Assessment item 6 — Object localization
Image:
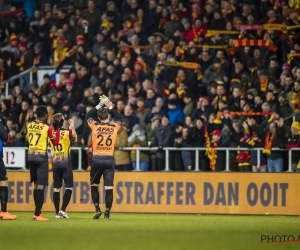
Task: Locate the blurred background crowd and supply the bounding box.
[0,0,299,172]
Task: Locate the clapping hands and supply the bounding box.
[99,95,113,109]
[68,118,74,130]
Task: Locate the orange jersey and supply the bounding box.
[88,119,121,156]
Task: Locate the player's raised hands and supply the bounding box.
[99,95,109,104]
[68,118,74,129]
[104,99,113,109]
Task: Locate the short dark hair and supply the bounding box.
[97,108,109,121]
[36,105,48,120]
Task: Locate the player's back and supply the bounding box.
[90,121,120,156]
[27,121,51,156]
[51,129,74,163]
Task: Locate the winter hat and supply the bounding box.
[66,78,74,86]
[291,121,300,130]
[19,41,27,49]
[76,35,84,43]
[132,124,142,132]
[9,33,18,43]
[211,130,222,136]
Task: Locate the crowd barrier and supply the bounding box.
[4,147,299,172]
[2,66,72,97]
[6,172,300,215]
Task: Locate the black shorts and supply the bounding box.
[90,155,115,186]
[28,154,48,186]
[0,158,7,181]
[53,161,74,188]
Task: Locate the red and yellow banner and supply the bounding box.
[6,172,300,215]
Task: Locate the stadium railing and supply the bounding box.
[4,146,299,172]
[2,65,72,97]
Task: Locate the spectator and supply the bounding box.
[287,81,300,122]
[6,128,22,146]
[252,118,286,173]
[127,124,149,171]
[174,126,192,171]
[152,115,173,171]
[171,122,184,171]
[146,96,166,122]
[114,121,131,171]
[18,100,30,132]
[245,117,267,172]
[286,121,300,172]
[188,117,206,171]
[184,115,193,127]
[144,88,157,109]
[275,92,293,125]
[122,104,139,134]
[167,99,184,126]
[206,129,230,172]
[183,93,194,116]
[81,0,102,34]
[135,97,149,129]
[202,58,227,94]
[192,96,213,120]
[116,99,125,115]
[146,115,161,171]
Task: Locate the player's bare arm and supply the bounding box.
[68,118,77,141]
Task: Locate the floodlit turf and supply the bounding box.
[0,213,300,250]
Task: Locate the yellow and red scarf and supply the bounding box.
[0,68,5,88]
[236,136,252,166]
[164,61,202,80]
[260,78,268,92]
[207,142,217,172]
[214,94,226,109]
[287,53,300,66]
[205,30,239,37]
[17,51,28,72]
[230,40,277,55]
[263,131,276,155]
[53,48,68,66]
[158,18,167,29]
[192,27,206,41]
[291,91,300,112]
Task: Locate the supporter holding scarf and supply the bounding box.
[252,118,286,172]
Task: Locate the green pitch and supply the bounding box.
[0,213,300,250]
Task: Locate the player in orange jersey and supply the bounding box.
[85,96,122,219]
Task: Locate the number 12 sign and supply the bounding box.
[3,148,26,168]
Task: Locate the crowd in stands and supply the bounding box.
[0,0,299,172]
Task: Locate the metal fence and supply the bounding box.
[4,146,299,172]
[2,65,72,97]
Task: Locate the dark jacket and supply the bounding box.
[251,125,286,160]
[286,133,300,164]
[152,124,173,152]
